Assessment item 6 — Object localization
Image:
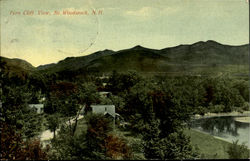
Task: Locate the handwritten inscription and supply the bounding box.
[9,10,103,16]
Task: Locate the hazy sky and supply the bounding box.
[1,0,249,67]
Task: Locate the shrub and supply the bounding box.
[226,140,249,159]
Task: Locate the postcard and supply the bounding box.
[1,0,249,160]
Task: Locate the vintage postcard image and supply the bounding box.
[1,0,249,160]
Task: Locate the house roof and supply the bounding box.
[28,104,44,108]
[91,105,115,108]
[99,91,110,94]
[91,105,115,117]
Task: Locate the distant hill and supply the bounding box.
[0,56,35,79]
[160,40,249,65]
[37,40,249,76]
[37,49,115,73]
[2,40,249,78]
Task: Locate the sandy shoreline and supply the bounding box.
[193,111,250,119]
[234,116,250,123]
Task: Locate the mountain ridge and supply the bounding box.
[1,40,249,77]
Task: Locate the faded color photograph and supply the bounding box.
[1,0,249,160]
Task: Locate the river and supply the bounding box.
[190,116,250,149]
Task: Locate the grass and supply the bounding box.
[184,128,232,159]
[75,117,250,159]
[74,117,146,159]
[74,118,87,137]
[75,117,232,159]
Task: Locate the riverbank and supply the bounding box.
[185,128,250,159]
[184,128,231,159]
[193,111,250,119]
[234,116,250,123]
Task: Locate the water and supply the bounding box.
[190,116,250,148]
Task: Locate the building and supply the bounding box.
[99,91,111,98]
[91,105,116,118]
[91,105,116,128]
[28,104,44,114]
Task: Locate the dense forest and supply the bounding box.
[1,62,249,160]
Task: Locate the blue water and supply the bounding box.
[190,116,250,148]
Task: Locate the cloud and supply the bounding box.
[125,7,152,17]
[124,6,181,19]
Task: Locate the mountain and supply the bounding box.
[86,46,168,72]
[160,40,249,65]
[0,56,35,79]
[37,49,115,73]
[38,40,248,75]
[2,40,249,77]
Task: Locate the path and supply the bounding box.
[39,115,84,142]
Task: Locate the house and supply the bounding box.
[99,91,111,98]
[91,105,116,128]
[28,104,44,114]
[91,105,116,118]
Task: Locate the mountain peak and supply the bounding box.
[102,49,115,53]
[131,45,146,50]
[191,40,221,48]
[206,40,220,45]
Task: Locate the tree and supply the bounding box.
[107,70,142,95]
[1,123,49,160]
[50,113,132,160]
[1,78,47,159]
[104,134,132,159]
[227,140,249,159]
[47,113,60,139]
[1,84,42,138]
[45,81,83,136]
[142,113,163,159]
[77,82,100,114]
[85,113,113,159]
[1,123,23,160]
[50,124,90,160]
[159,131,199,160]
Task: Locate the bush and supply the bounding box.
[209,104,225,113]
[242,102,249,111]
[226,140,249,159]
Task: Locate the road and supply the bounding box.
[39,115,84,142]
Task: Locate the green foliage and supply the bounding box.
[107,70,142,95]
[50,124,90,160]
[1,84,42,138]
[1,123,49,160]
[158,131,199,160]
[226,140,249,159]
[77,82,100,113]
[208,104,225,113]
[21,108,43,138]
[47,113,60,139]
[232,79,249,102]
[50,113,132,160]
[203,77,245,112]
[3,57,249,160]
[142,113,163,159]
[85,113,113,159]
[242,102,250,111]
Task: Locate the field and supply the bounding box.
[75,117,243,159]
[184,129,232,159]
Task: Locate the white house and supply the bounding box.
[99,91,111,98]
[28,104,44,114]
[91,105,116,118]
